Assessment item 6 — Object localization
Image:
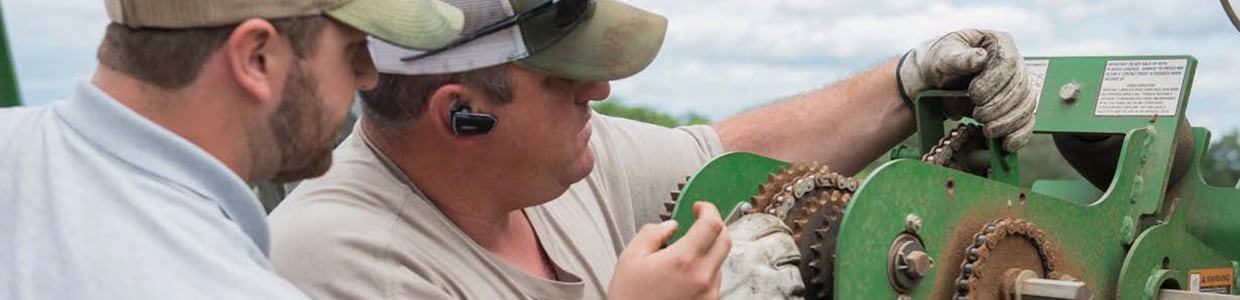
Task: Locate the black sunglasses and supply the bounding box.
[400,0,596,62]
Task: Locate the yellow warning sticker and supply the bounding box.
[1189,268,1234,294]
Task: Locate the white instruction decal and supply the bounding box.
[1026,59,1049,113]
[1096,59,1188,116]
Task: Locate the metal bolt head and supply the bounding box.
[903,251,933,278]
[905,214,922,233]
[1059,82,1081,102]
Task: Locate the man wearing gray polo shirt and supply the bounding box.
[0,0,463,298]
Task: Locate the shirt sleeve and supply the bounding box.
[586,113,724,242]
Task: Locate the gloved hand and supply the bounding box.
[898,29,1036,152]
[719,213,805,300]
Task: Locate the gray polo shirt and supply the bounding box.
[0,83,306,299]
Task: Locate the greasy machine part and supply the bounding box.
[662,120,1009,298]
[923,123,989,175]
[665,162,856,299]
[954,218,1060,300]
[748,162,855,300]
[747,163,857,240]
[660,177,691,222]
[799,200,848,299]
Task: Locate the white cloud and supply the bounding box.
[617,0,1240,134]
[4,0,1240,137]
[612,57,848,117]
[647,1,1053,61]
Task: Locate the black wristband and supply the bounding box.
[894,51,916,113]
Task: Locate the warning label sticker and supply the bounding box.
[1189,268,1234,294]
[1026,59,1049,114]
[1096,59,1188,116]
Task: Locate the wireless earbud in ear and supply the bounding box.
[449,100,498,136]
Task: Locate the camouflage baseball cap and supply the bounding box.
[369,0,667,81]
[103,0,465,49]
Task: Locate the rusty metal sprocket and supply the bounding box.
[659,177,691,222]
[747,162,857,241]
[746,162,856,300]
[797,190,849,300]
[954,218,1059,300]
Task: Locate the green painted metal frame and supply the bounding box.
[1,4,21,107]
[666,152,788,243]
[668,56,1240,298]
[1118,128,1239,299]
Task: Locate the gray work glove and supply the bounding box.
[898,29,1037,152]
[719,213,805,300]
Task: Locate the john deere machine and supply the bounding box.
[664,4,1240,299]
[665,55,1240,299]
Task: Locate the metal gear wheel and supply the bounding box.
[954,218,1060,300]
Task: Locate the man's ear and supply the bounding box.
[426,84,471,137]
[225,18,292,105]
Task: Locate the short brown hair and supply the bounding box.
[97,16,328,89]
[360,64,511,128]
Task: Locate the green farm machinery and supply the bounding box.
[667,56,1240,299]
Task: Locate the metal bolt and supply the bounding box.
[1059,82,1081,102]
[896,295,913,300]
[903,251,933,278]
[905,214,922,233]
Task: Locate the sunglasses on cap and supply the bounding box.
[400,0,597,62]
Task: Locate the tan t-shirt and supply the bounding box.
[268,114,724,299]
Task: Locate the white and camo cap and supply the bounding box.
[370,0,667,81]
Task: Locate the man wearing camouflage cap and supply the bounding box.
[267,0,1037,298]
[0,0,463,298]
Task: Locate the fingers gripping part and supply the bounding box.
[1001,117,1037,152]
[968,32,1024,109]
[971,70,1030,126]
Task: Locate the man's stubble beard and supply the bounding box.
[263,63,340,183]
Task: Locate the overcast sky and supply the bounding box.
[4,0,1239,133]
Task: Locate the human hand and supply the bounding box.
[719,213,804,300]
[897,29,1036,152]
[608,202,731,300]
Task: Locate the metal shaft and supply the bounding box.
[1006,269,1092,300]
[1019,278,1091,300]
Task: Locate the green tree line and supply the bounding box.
[592,99,710,127]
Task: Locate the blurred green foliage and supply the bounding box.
[592,99,711,128]
[1202,129,1240,187]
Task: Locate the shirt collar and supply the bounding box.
[54,82,272,255]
